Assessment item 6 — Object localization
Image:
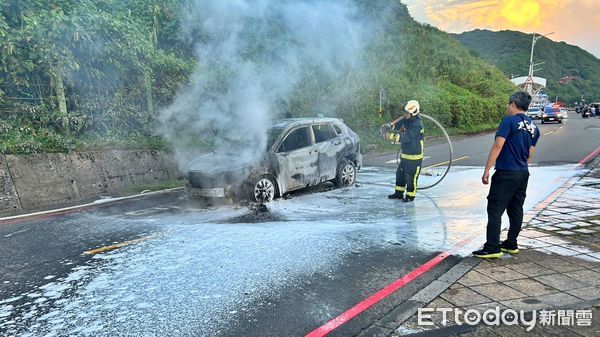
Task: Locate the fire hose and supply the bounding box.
[379,114,453,190]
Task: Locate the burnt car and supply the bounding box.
[186,118,362,203]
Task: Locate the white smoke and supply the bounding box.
[159,0,370,169]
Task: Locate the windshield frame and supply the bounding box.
[267,127,285,152]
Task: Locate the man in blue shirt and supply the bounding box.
[473,91,541,258]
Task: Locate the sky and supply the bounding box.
[404,0,600,58]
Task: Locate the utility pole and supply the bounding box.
[50,64,68,129]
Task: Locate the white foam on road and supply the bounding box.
[0,165,582,336]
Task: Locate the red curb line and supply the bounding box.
[305,145,600,336]
[579,145,600,165]
[304,239,470,337]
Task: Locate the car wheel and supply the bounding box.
[334,161,356,188]
[541,120,545,124]
[250,175,277,204]
[558,119,562,124]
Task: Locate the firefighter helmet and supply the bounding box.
[405,100,420,116]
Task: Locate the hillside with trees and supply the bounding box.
[0,0,515,154]
[454,29,600,105]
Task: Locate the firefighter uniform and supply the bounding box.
[393,116,424,200]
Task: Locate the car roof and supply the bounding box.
[269,117,344,129]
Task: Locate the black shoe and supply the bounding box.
[472,248,503,259]
[500,241,520,254]
[388,191,404,199]
[402,196,415,203]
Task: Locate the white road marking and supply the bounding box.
[424,155,470,170]
[543,119,566,135]
[544,125,564,135]
[0,187,183,222]
[3,229,28,238]
[385,156,430,164]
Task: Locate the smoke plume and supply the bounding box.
[159,0,370,169]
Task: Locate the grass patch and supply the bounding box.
[129,179,185,194]
[444,122,498,136]
[0,131,172,155]
[75,134,171,152]
[361,122,498,155]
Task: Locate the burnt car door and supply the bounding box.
[312,123,345,181]
[275,126,319,191]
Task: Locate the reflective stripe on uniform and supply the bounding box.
[395,186,405,192]
[386,132,401,143]
[400,140,424,160]
[407,165,421,197]
[400,153,424,160]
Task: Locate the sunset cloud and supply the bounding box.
[404,0,600,57]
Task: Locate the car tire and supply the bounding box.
[248,175,278,204]
[541,120,545,124]
[558,119,562,124]
[333,161,356,188]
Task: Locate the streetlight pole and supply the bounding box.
[526,32,554,94]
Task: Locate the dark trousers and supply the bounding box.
[395,159,422,197]
[484,170,530,251]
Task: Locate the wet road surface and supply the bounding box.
[0,165,583,337]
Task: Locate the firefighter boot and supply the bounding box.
[388,191,404,199]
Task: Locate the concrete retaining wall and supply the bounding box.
[0,155,21,212]
[0,150,178,212]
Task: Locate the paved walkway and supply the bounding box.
[382,157,600,336]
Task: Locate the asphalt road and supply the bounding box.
[0,112,598,337]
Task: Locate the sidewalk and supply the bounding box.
[364,156,600,336]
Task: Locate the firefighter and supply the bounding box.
[387,100,424,203]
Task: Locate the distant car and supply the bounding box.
[559,108,568,119]
[542,106,563,124]
[186,118,362,203]
[526,108,542,119]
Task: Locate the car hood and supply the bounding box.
[186,152,259,175]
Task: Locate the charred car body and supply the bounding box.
[186,118,362,203]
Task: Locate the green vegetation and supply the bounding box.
[454,29,600,104]
[0,0,193,153]
[334,3,515,148]
[130,179,185,194]
[0,1,515,154]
